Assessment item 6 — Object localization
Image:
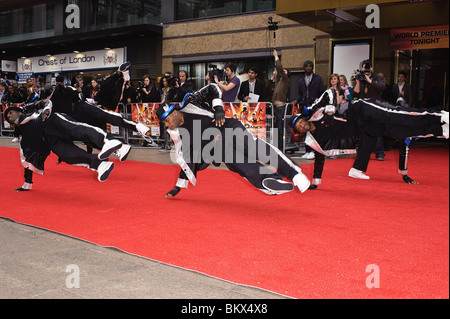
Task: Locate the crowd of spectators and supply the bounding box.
[0,55,421,153]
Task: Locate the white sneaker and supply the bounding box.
[115,144,131,162]
[97,161,114,182]
[348,168,370,180]
[306,152,315,160]
[441,111,449,125]
[119,62,131,81]
[292,173,311,193]
[301,152,315,160]
[136,122,154,144]
[442,111,449,139]
[262,178,295,195]
[98,139,122,160]
[11,137,19,143]
[442,123,449,139]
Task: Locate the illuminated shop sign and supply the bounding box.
[390,25,449,50]
[17,48,125,73]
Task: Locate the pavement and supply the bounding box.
[0,137,300,300]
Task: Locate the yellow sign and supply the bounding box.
[390,25,449,50]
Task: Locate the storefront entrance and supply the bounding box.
[398,48,449,111]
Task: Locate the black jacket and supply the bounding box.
[296,74,326,107]
[238,80,265,102]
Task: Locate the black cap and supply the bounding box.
[156,102,176,121]
[4,106,24,124]
[303,60,314,68]
[289,107,310,133]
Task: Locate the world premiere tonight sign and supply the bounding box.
[390,25,449,51]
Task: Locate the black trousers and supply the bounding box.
[72,101,137,133]
[97,72,125,111]
[351,100,443,172]
[44,113,108,170]
[221,118,302,190]
[310,99,444,181]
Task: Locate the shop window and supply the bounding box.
[176,0,275,20]
[174,58,275,100]
[0,12,11,37]
[23,8,33,34]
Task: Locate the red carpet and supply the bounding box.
[0,145,448,299]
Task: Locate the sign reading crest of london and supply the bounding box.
[16,48,126,73]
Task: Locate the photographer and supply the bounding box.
[164,74,192,103]
[214,63,240,102]
[138,75,160,103]
[352,60,386,99]
[352,59,388,166]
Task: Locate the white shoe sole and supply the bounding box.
[116,144,131,162]
[98,140,122,160]
[98,162,114,182]
[262,178,294,195]
[348,168,370,180]
[292,173,311,193]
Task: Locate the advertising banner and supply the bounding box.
[390,25,449,51]
[223,102,266,140]
[2,103,21,130]
[129,102,267,140]
[131,103,161,136]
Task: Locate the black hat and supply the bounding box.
[4,106,24,124]
[156,102,177,121]
[303,60,314,68]
[289,107,310,133]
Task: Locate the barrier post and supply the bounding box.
[283,103,305,154]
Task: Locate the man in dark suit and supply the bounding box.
[392,71,414,107]
[293,60,326,159]
[238,66,265,102]
[178,70,194,98]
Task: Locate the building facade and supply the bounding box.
[277,0,449,110]
[1,0,448,109]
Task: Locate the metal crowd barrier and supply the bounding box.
[122,102,276,149]
[1,102,305,155]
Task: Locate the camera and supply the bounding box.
[268,17,279,31]
[166,75,180,87]
[354,59,372,82]
[209,64,226,82]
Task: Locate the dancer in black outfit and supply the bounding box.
[289,88,449,189]
[5,100,124,191]
[156,83,311,198]
[50,62,154,160]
